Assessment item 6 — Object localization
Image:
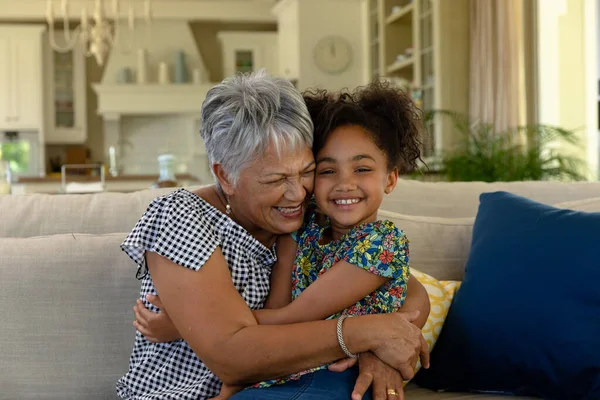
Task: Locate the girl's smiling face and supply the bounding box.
[314,125,398,238]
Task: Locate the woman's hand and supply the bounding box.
[209,383,245,399]
[364,310,430,381]
[133,294,182,343]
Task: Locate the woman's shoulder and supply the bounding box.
[150,187,210,207]
[144,188,220,227]
[121,188,228,271]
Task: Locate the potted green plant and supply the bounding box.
[422,110,588,182]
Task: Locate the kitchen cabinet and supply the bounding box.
[0,25,46,131]
[217,31,278,79]
[43,30,87,144]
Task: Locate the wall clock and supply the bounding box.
[313,35,353,74]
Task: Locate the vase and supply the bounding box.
[117,67,132,84]
[174,51,187,83]
[137,49,147,84]
[158,62,170,84]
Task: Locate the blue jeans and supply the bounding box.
[230,367,373,400]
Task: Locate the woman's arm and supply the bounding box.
[254,260,389,325]
[146,250,428,386]
[263,234,297,309]
[135,271,429,343]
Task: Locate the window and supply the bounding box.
[0,131,42,177]
[0,140,31,174]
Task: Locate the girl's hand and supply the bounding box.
[356,352,405,400]
[133,295,182,343]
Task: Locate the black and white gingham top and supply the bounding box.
[116,189,276,400]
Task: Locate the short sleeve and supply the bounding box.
[344,220,409,280]
[121,190,221,277]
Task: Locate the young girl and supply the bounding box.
[133,80,426,398]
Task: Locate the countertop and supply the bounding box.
[10,174,205,195]
[16,174,200,183]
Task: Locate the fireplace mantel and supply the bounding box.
[93,83,215,117]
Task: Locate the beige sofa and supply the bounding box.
[1,179,599,400]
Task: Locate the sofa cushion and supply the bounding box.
[382,179,600,217]
[409,269,460,379]
[3,181,599,238]
[377,210,474,281]
[404,383,538,399]
[413,192,600,399]
[0,232,138,399]
[378,197,600,281]
[555,196,600,212]
[0,186,205,238]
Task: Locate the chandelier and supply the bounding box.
[45,0,152,66]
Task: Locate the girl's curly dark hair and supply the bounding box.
[302,79,424,174]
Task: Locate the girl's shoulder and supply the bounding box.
[346,218,407,244]
[341,219,410,279]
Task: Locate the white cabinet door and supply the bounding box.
[44,31,87,144]
[0,36,10,126]
[10,35,44,130]
[0,25,45,131]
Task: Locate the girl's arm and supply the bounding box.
[253,259,389,325]
[145,250,428,385]
[255,225,411,326]
[263,234,298,309]
[257,272,430,329]
[401,275,430,329]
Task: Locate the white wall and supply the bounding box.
[296,0,367,91]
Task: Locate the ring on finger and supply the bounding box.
[387,389,399,397]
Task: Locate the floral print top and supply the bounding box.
[254,203,410,389]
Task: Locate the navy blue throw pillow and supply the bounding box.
[414,191,600,400]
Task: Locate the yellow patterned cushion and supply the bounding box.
[405,268,461,383]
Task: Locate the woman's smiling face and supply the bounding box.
[228,141,316,242]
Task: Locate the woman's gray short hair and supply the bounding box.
[200,69,314,187]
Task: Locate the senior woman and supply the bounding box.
[116,70,429,400]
